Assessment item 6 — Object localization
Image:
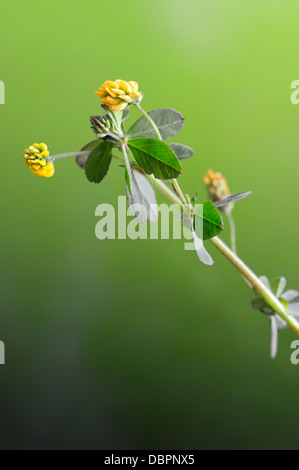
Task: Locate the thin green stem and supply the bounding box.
[147,175,299,336]
[135,103,187,206]
[121,144,134,193]
[135,103,162,141]
[112,152,125,163]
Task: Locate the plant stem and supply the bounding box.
[226,209,237,254]
[121,144,134,194]
[148,175,299,336]
[135,103,188,206]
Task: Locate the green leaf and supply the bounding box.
[278,297,289,314]
[169,143,194,160]
[76,140,100,169]
[194,201,224,240]
[85,141,112,183]
[128,139,182,179]
[214,191,252,208]
[127,108,184,141]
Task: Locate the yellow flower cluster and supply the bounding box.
[204,169,230,202]
[24,143,54,178]
[95,79,142,111]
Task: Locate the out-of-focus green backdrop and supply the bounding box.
[1,0,299,450]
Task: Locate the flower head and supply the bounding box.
[204,169,230,202]
[24,143,54,177]
[95,79,142,111]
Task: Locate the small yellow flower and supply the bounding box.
[204,169,230,202]
[24,143,54,178]
[95,79,142,111]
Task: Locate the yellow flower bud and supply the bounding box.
[23,143,54,178]
[94,79,142,111]
[204,169,230,202]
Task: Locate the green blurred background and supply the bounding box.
[1,0,299,450]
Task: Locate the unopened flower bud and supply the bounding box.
[204,169,230,202]
[95,79,142,111]
[90,114,113,137]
